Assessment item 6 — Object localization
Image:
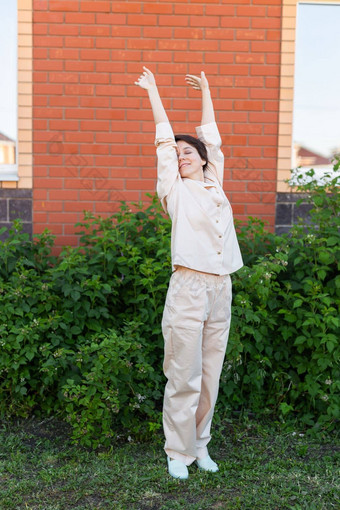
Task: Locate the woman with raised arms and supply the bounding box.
[135,67,243,480]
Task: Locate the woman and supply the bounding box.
[135,67,243,479]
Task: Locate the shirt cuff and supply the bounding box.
[155,122,175,146]
[195,122,220,145]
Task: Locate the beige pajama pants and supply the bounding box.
[161,266,232,466]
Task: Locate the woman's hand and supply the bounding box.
[135,66,157,90]
[185,71,210,92]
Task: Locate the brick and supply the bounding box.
[64,84,95,96]
[206,29,233,40]
[232,193,262,204]
[34,24,48,35]
[267,30,281,41]
[158,40,188,51]
[95,156,125,166]
[50,190,78,201]
[219,89,248,99]
[79,168,109,178]
[80,49,111,60]
[233,147,262,157]
[266,54,280,65]
[50,1,79,12]
[65,13,95,24]
[219,64,249,75]
[143,51,172,62]
[157,63,187,75]
[110,97,141,109]
[232,169,262,181]
[175,5,203,15]
[221,17,250,28]
[251,158,277,169]
[250,88,279,99]
[253,0,281,4]
[49,25,79,36]
[144,4,173,14]
[218,112,248,123]
[264,101,279,112]
[128,39,157,50]
[128,14,157,25]
[34,35,63,47]
[34,60,63,71]
[111,168,139,179]
[190,16,219,27]
[266,77,280,88]
[49,120,79,131]
[174,53,203,63]
[81,1,111,12]
[96,38,125,49]
[267,6,281,18]
[34,177,63,188]
[80,120,110,132]
[50,49,79,59]
[96,110,125,120]
[205,53,234,64]
[249,112,278,123]
[251,41,280,52]
[65,37,95,48]
[247,204,275,215]
[80,26,111,36]
[35,108,63,119]
[235,76,264,87]
[143,27,172,38]
[234,124,262,135]
[34,200,62,213]
[49,72,79,83]
[79,191,109,201]
[64,132,94,143]
[49,96,79,107]
[249,135,277,146]
[80,73,110,84]
[33,48,48,59]
[237,29,265,41]
[220,41,249,52]
[112,3,141,13]
[206,5,234,15]
[251,65,280,76]
[65,109,95,120]
[34,84,63,95]
[126,179,155,190]
[96,85,125,96]
[236,54,265,64]
[237,6,266,17]
[159,15,188,26]
[252,18,281,29]
[34,12,64,23]
[80,98,111,109]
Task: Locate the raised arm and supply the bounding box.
[185,72,215,126]
[135,66,169,126]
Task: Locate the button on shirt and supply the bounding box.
[155,121,243,276]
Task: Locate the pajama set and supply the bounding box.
[155,121,243,466]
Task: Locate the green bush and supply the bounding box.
[0,163,339,447]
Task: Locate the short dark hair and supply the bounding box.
[175,134,209,172]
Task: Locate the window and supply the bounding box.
[0,0,18,180]
[292,2,340,179]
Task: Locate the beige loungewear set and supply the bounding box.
[155,121,243,466]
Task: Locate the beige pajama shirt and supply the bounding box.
[155,121,243,466]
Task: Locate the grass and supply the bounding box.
[0,417,338,510]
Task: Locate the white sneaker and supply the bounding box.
[167,456,189,480]
[196,455,219,472]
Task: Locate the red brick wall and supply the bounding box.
[33,0,282,248]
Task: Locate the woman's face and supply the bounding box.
[176,140,206,181]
